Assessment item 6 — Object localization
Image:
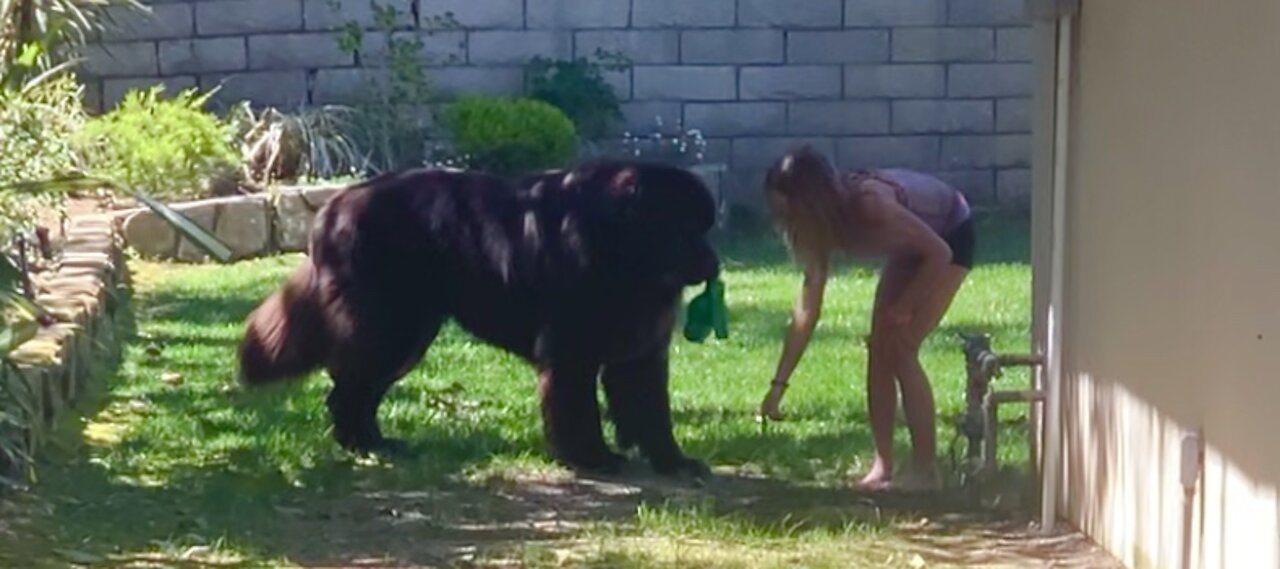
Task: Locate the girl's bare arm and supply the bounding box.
[770,255,829,386]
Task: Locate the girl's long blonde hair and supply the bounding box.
[763,146,858,264]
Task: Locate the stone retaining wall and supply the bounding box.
[0,217,129,481]
[119,185,341,261]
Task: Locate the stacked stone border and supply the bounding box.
[0,216,129,481]
[119,185,343,262]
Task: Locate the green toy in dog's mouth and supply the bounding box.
[683,277,728,343]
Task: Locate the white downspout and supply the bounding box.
[1040,9,1074,534]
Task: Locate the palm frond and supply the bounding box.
[1,0,145,82]
[132,191,233,261]
[0,289,39,354]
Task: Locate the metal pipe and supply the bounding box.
[998,354,1045,367]
[1041,8,1076,534]
[1179,430,1203,569]
[983,389,1046,476]
[960,332,1045,484]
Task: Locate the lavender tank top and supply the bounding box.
[856,168,971,235]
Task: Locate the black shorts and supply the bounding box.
[943,217,975,269]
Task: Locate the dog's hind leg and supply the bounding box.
[537,360,625,474]
[326,313,445,456]
[601,348,709,479]
[601,367,641,453]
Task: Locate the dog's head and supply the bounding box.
[564,160,720,289]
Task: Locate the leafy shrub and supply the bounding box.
[525,50,628,141]
[228,103,366,184]
[330,1,461,172]
[76,85,237,200]
[440,96,577,177]
[0,71,84,240]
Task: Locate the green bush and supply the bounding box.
[440,96,577,177]
[525,51,627,141]
[0,72,84,240]
[77,85,237,200]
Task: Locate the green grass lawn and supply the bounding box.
[0,214,1065,568]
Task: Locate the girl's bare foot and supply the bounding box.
[895,462,942,492]
[855,460,894,491]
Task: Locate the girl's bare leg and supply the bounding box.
[858,262,914,489]
[894,264,967,482]
[859,262,967,490]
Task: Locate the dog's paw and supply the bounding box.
[651,455,711,481]
[370,437,413,458]
[565,450,628,476]
[615,432,639,452]
[340,435,414,459]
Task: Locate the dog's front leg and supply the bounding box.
[537,359,625,474]
[601,347,709,479]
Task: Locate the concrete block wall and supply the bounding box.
[81,0,1034,208]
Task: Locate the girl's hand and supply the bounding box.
[760,382,788,421]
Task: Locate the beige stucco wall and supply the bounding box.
[1046,2,1280,568]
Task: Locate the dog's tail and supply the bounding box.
[238,261,329,386]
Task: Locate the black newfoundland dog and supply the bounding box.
[237,160,719,477]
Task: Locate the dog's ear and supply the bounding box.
[608,167,640,197]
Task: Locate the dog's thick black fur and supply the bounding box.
[237,160,719,477]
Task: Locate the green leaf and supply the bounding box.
[0,255,23,294]
[17,58,81,94]
[133,192,234,263]
[0,317,39,356]
[15,43,43,67]
[0,291,41,355]
[0,360,38,419]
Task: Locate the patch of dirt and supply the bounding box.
[898,519,1119,568]
[175,464,1120,568]
[0,460,1120,568]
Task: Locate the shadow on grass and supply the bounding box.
[14,387,531,566]
[8,388,1040,567]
